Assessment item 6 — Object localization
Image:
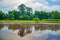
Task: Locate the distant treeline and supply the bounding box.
[0,4,60,20]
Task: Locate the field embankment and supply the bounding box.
[0,19,60,24]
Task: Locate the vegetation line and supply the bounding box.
[0,20,60,23]
[0,4,60,23]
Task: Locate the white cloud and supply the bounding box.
[0,0,28,12]
[24,0,60,12]
[35,5,60,12]
[0,0,60,12]
[0,0,28,8]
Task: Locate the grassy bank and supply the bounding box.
[0,19,60,23]
[42,19,60,23]
[0,20,36,23]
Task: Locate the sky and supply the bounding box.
[0,0,60,13]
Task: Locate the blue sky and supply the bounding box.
[0,0,60,13]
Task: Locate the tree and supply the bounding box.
[18,4,26,14]
[23,15,29,20]
[0,11,5,20]
[4,13,9,20]
[8,10,14,20]
[50,11,60,19]
[13,10,21,20]
[35,11,48,20]
[33,17,40,23]
[8,10,22,20]
[0,4,60,20]
[26,7,32,16]
[18,4,33,20]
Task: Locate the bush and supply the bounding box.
[33,18,40,22]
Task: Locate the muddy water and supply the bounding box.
[0,24,60,40]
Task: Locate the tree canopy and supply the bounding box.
[0,4,60,20]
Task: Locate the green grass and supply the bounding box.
[0,20,36,23]
[0,19,60,23]
[41,19,60,23]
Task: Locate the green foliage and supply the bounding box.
[35,11,49,20]
[49,11,60,19]
[18,4,26,13]
[0,11,5,20]
[4,13,9,20]
[0,4,60,20]
[33,17,40,22]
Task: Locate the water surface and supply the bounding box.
[0,24,60,40]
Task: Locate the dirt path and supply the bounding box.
[0,22,60,25]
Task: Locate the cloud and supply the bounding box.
[1,27,60,40]
[24,0,60,12]
[0,0,28,12]
[0,0,60,12]
[0,0,28,8]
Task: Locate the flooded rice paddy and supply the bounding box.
[0,23,60,40]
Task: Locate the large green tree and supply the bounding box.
[18,4,26,14]
[18,4,33,20]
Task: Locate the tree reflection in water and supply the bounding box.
[18,24,32,37]
[8,24,32,37]
[18,27,25,37]
[0,24,60,37]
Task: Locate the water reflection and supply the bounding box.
[0,24,60,40]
